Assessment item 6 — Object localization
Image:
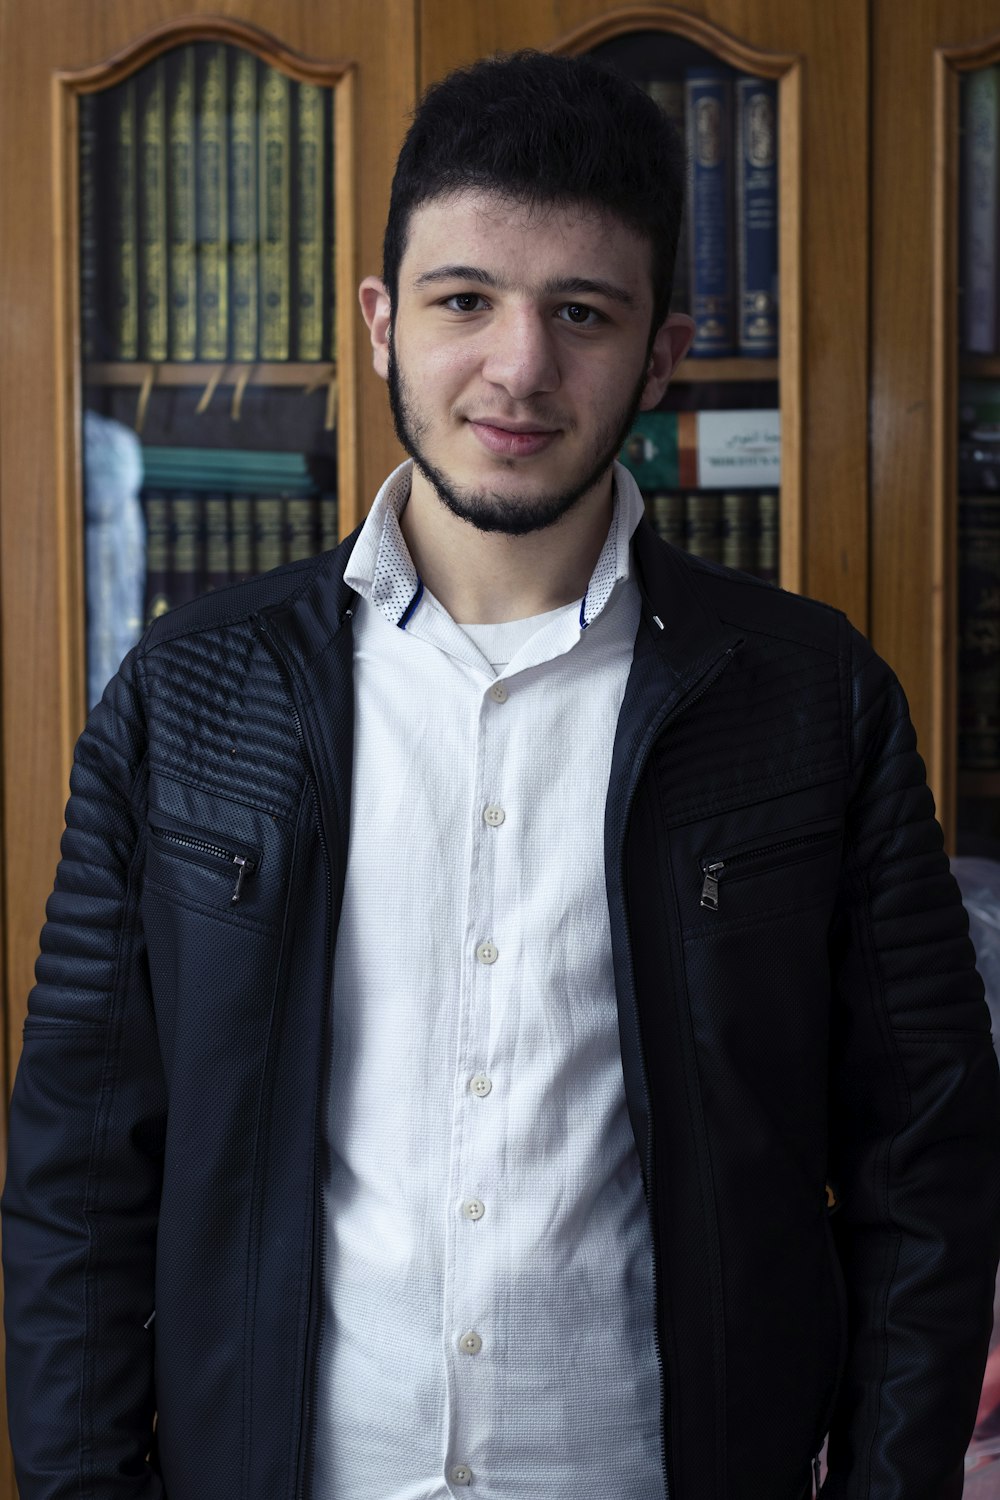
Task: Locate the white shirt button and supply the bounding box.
[463,1198,485,1221]
[489,682,508,702]
[476,941,498,965]
[469,1073,492,1097]
[483,804,505,826]
[459,1330,483,1355]
[450,1465,473,1486]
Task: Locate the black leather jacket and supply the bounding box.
[4,515,1000,1500]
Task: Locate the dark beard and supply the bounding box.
[386,336,650,538]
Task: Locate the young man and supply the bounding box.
[4,48,999,1500]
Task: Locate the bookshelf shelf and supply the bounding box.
[673,357,779,383]
[84,361,337,389]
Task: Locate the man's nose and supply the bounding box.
[480,308,560,399]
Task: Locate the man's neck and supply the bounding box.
[397,467,615,625]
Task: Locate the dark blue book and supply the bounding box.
[685,66,735,356]
[735,77,778,356]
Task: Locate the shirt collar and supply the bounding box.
[344,458,647,631]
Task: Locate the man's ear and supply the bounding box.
[359,276,392,381]
[639,312,696,411]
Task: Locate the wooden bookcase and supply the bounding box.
[1,0,997,1493]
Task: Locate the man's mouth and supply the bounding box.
[467,419,559,458]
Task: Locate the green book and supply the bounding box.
[170,494,203,603]
[204,494,231,591]
[230,495,254,580]
[143,492,172,621]
[259,65,291,360]
[109,78,139,360]
[137,59,168,361]
[79,92,100,361]
[295,83,326,360]
[254,496,284,572]
[197,44,229,359]
[167,47,197,361]
[286,497,318,560]
[230,50,258,361]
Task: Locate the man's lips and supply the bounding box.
[468,419,560,457]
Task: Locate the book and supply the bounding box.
[204,494,231,591]
[756,491,779,582]
[295,83,326,359]
[166,47,197,361]
[960,67,1000,356]
[79,92,101,361]
[259,65,291,360]
[254,496,285,572]
[137,59,168,362]
[143,492,172,622]
[621,409,781,489]
[648,490,685,545]
[686,66,735,356]
[959,493,1000,767]
[196,44,229,360]
[230,495,255,581]
[735,77,778,356]
[685,492,723,560]
[230,50,259,361]
[643,80,690,317]
[109,77,139,360]
[721,490,758,569]
[170,494,204,603]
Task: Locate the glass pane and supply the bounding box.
[79,41,340,712]
[587,32,781,588]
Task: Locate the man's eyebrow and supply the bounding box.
[411,265,636,308]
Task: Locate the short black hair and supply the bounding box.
[383,49,686,334]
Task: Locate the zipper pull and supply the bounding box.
[812,1451,822,1494]
[231,854,250,904]
[700,861,725,910]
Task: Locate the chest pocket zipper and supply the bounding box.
[148,824,259,905]
[699,821,841,913]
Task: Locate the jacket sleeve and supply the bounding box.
[1,641,166,1500]
[824,622,1000,1499]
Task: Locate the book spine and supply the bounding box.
[696,409,781,488]
[110,79,139,360]
[170,495,204,604]
[167,47,197,361]
[254,496,285,573]
[685,493,722,561]
[197,45,229,360]
[643,80,690,315]
[137,59,168,362]
[756,491,779,582]
[230,495,254,580]
[961,67,1000,355]
[286,497,318,560]
[204,494,232,590]
[721,491,758,570]
[320,493,338,550]
[230,51,258,361]
[259,66,291,361]
[735,77,778,356]
[958,493,1000,767]
[649,491,685,545]
[79,92,101,361]
[295,83,326,359]
[143,492,172,621]
[686,68,734,356]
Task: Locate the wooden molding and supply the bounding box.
[550,5,797,77]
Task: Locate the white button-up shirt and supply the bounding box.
[314,459,667,1500]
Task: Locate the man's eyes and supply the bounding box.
[441,293,604,327]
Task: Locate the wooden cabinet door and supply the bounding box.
[417,0,869,632]
[0,7,415,1490]
[872,0,1000,852]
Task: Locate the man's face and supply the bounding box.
[361,189,689,536]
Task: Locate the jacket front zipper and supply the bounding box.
[148,825,258,904]
[699,823,841,913]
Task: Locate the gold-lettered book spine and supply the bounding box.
[137,58,168,362]
[197,44,229,360]
[167,47,197,361]
[230,50,258,361]
[110,78,139,360]
[295,83,325,360]
[259,65,291,361]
